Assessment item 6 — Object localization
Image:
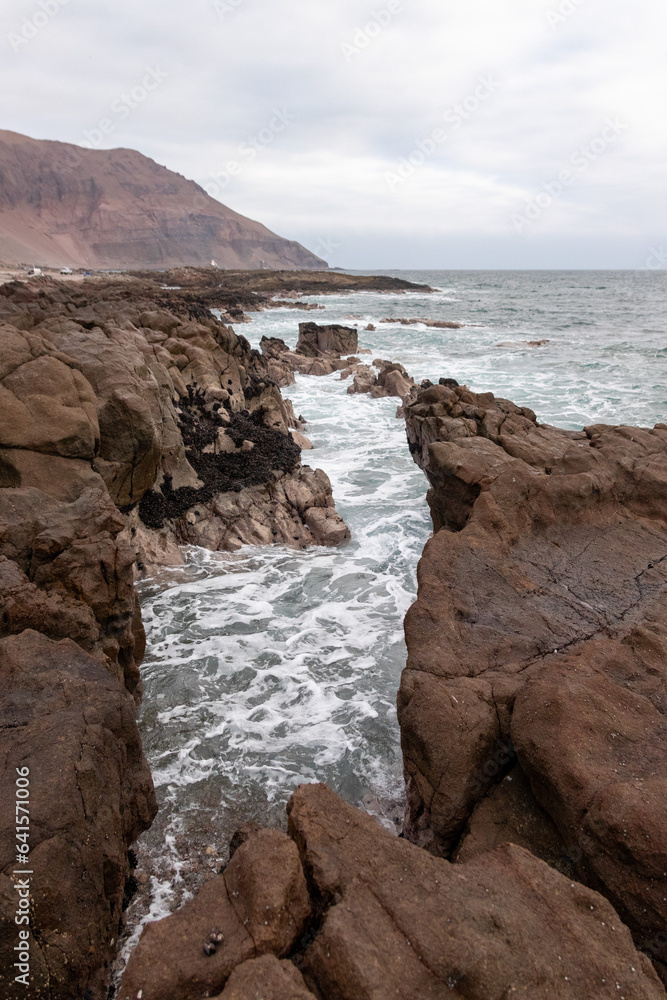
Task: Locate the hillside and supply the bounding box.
[0,130,326,270]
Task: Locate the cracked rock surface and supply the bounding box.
[119,783,665,1000]
[119,829,312,1000]
[401,382,667,979]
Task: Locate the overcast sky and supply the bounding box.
[2,0,666,268]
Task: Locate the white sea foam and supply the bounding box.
[118,270,667,966]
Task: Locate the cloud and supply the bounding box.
[1,0,666,267]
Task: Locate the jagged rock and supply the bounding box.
[347,365,377,395]
[0,281,350,560]
[401,382,667,976]
[118,829,311,1000]
[259,336,349,377]
[214,955,316,1000]
[287,783,664,1000]
[290,430,313,450]
[140,466,350,561]
[347,359,417,410]
[0,486,143,693]
[0,631,156,1000]
[295,322,358,358]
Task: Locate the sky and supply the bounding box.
[2,0,666,269]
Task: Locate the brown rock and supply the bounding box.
[118,829,311,1000]
[452,764,567,868]
[346,365,377,395]
[295,322,358,358]
[0,446,106,500]
[0,487,143,691]
[215,955,316,1000]
[401,382,667,972]
[163,466,350,560]
[0,336,99,458]
[512,665,667,963]
[0,631,156,1000]
[259,336,348,377]
[287,783,663,1000]
[290,430,313,450]
[347,359,416,407]
[304,506,351,546]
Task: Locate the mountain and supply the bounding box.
[0,130,326,270]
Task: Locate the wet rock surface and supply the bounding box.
[119,828,311,1000]
[380,316,462,329]
[257,320,375,383]
[345,358,418,411]
[119,783,666,1000]
[402,382,667,979]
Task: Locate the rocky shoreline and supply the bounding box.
[0,271,665,999]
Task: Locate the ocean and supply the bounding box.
[117,269,667,965]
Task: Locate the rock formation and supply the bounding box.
[402,382,667,980]
[0,130,325,270]
[3,264,665,998]
[0,273,352,999]
[0,278,350,570]
[295,321,358,358]
[0,631,156,1000]
[118,783,665,1000]
[260,322,363,379]
[346,358,417,409]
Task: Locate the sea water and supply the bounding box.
[118,270,667,967]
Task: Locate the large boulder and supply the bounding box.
[0,631,156,1000]
[295,322,358,358]
[118,828,311,1000]
[401,383,667,975]
[286,783,664,1000]
[214,955,316,999]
